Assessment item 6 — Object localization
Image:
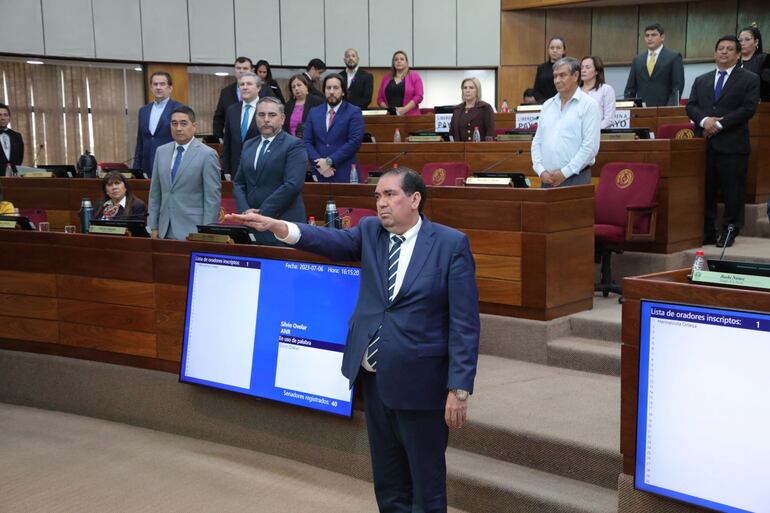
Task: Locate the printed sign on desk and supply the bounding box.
[434,113,452,133]
[515,112,539,129]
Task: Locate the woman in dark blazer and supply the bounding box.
[93,171,146,220]
[283,74,324,137]
[449,77,495,141]
[532,37,567,103]
[738,25,770,101]
[255,60,286,104]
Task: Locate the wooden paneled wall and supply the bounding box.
[499,0,770,106]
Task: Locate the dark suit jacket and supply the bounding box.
[266,79,286,104]
[686,66,760,155]
[282,95,325,135]
[222,101,260,176]
[449,101,496,141]
[304,72,324,100]
[345,68,374,109]
[533,61,557,103]
[740,52,770,101]
[93,198,147,220]
[232,130,307,223]
[295,216,480,410]
[303,101,364,183]
[624,46,685,107]
[213,82,276,139]
[132,99,183,177]
[0,128,24,169]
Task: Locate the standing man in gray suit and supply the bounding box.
[624,23,685,107]
[148,106,221,240]
[233,97,307,225]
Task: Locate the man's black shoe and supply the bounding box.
[716,231,736,248]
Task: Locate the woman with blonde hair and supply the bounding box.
[449,77,495,141]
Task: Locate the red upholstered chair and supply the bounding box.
[595,163,660,296]
[99,162,129,170]
[218,197,238,224]
[421,162,470,187]
[19,208,48,229]
[656,122,695,139]
[337,207,377,228]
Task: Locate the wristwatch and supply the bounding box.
[451,389,469,401]
[325,157,333,167]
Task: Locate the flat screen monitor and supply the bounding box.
[180,252,360,416]
[636,300,770,513]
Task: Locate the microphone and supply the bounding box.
[477,150,524,173]
[320,208,353,228]
[718,224,735,260]
[376,151,408,171]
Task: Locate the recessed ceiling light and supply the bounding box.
[214,72,229,77]
[26,60,44,65]
[134,67,142,71]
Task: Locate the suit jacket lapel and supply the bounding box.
[377,227,390,303]
[255,132,281,178]
[392,219,436,304]
[715,68,738,104]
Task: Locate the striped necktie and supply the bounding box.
[366,234,405,369]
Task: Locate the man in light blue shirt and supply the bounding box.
[133,71,183,177]
[531,57,601,187]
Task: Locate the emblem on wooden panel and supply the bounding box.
[675,128,694,139]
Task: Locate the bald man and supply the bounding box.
[343,48,374,110]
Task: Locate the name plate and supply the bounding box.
[407,135,443,142]
[22,171,54,178]
[0,220,18,229]
[692,270,770,290]
[89,225,128,236]
[465,177,513,187]
[434,113,452,133]
[601,132,636,141]
[187,232,233,244]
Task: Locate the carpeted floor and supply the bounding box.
[0,403,466,513]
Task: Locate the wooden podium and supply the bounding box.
[619,268,770,510]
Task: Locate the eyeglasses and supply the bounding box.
[738,38,754,43]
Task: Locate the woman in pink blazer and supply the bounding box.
[376,50,424,116]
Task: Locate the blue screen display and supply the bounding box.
[636,300,770,513]
[180,252,360,416]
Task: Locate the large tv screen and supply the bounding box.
[636,300,770,513]
[180,252,360,416]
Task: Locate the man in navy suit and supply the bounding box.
[0,103,24,173]
[624,23,685,107]
[232,96,307,225]
[686,35,760,247]
[343,48,374,109]
[213,56,254,141]
[303,73,364,183]
[222,71,262,179]
[226,167,480,513]
[133,71,182,177]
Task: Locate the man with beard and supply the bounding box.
[303,74,364,183]
[343,48,374,109]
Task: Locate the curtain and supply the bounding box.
[188,73,231,135]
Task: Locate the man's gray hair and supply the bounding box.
[238,71,262,85]
[257,95,285,114]
[552,57,581,75]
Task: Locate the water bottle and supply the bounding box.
[349,164,359,184]
[393,128,401,143]
[79,197,93,233]
[308,216,316,227]
[325,199,338,228]
[691,250,707,274]
[501,99,509,113]
[472,126,481,142]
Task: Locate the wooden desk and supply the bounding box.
[620,269,770,478]
[0,179,595,321]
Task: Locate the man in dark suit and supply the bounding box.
[624,23,685,107]
[232,96,307,226]
[133,72,183,178]
[343,48,373,109]
[212,56,253,141]
[303,58,326,99]
[0,103,24,174]
[303,74,364,183]
[226,167,480,513]
[222,72,262,179]
[687,35,760,248]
